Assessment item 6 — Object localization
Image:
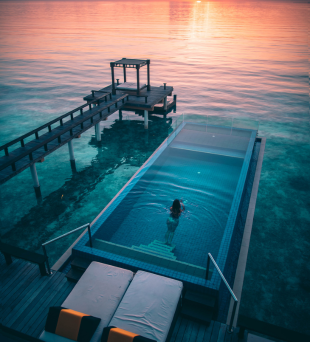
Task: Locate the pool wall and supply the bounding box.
[73,121,257,301]
[218,140,261,322]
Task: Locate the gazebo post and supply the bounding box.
[110,62,116,95]
[147,60,151,91]
[136,65,140,96]
[123,64,126,83]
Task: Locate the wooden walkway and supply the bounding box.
[0,254,75,338]
[0,92,127,185]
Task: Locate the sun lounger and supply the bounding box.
[39,262,133,342]
[107,271,183,342]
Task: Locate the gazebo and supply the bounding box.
[110,58,151,96]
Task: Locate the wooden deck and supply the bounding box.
[0,92,127,185]
[84,84,174,111]
[0,252,239,341]
[169,317,239,342]
[0,253,75,338]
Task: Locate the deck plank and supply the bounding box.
[32,281,75,338]
[217,324,227,342]
[181,319,195,342]
[1,269,42,324]
[169,316,182,342]
[195,322,208,342]
[174,318,189,342]
[209,321,221,342]
[22,275,68,335]
[203,321,215,342]
[3,273,53,327]
[189,321,200,342]
[224,329,233,342]
[0,259,24,285]
[0,263,36,307]
[12,272,64,332]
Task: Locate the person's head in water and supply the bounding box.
[172,199,181,214]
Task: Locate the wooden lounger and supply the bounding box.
[109,271,183,342]
[39,262,133,342]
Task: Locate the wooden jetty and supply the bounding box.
[0,58,177,199]
[0,253,239,342]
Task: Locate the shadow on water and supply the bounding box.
[0,116,172,260]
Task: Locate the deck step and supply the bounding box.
[65,268,84,283]
[181,305,213,325]
[70,257,91,271]
[152,240,176,251]
[144,243,173,254]
[184,290,216,309]
[149,243,175,253]
[132,245,176,260]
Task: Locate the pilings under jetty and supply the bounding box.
[95,123,101,142]
[164,96,167,111]
[144,110,148,129]
[30,163,41,199]
[68,140,77,173]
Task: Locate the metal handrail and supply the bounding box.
[42,223,92,275]
[206,253,238,333]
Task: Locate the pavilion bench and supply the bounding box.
[0,241,48,276]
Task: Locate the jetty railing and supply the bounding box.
[0,93,128,173]
[206,253,238,333]
[42,223,92,275]
[0,92,112,157]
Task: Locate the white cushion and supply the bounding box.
[109,271,183,342]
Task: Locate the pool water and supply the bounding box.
[95,144,243,267]
[87,122,256,281]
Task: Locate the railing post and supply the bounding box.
[88,224,93,248]
[206,254,210,280]
[227,300,238,333]
[42,245,51,275]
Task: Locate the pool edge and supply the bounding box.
[226,137,266,328]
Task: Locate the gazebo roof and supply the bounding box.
[113,58,148,68]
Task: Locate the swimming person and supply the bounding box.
[165,199,185,245]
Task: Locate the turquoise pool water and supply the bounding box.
[0,0,309,336]
[94,129,245,267]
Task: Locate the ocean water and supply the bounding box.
[0,0,309,336]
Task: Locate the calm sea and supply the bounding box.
[0,0,309,336]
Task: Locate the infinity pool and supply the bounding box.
[74,121,257,290]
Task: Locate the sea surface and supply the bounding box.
[0,0,309,336]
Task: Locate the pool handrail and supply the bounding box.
[206,252,238,333]
[41,223,92,275]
